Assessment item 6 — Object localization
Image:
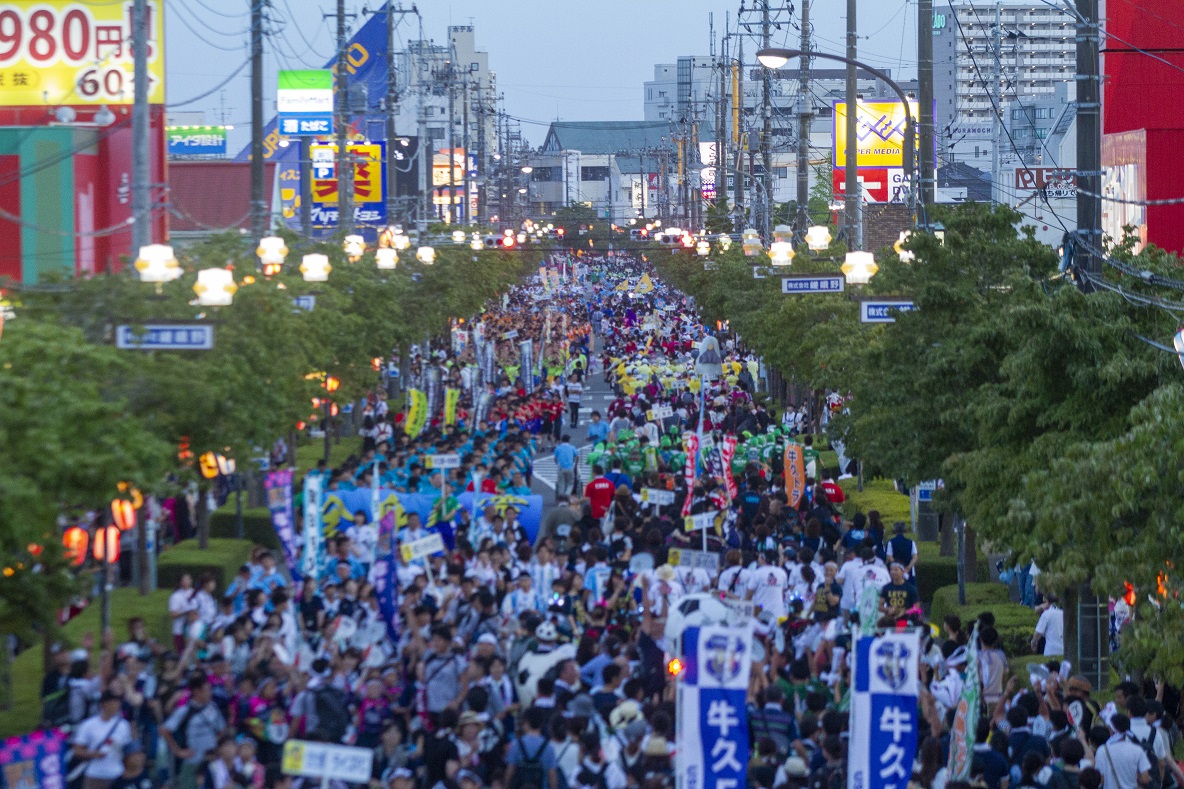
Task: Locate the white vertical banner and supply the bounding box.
[301,473,324,580]
[678,625,754,789]
[848,631,921,789]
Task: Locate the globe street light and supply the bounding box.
[842,250,879,285]
[805,225,832,252]
[757,47,915,216]
[300,253,331,282]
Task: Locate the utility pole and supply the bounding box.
[991,0,1002,206]
[131,0,149,253]
[333,0,354,234]
[1076,0,1102,284]
[795,0,812,233]
[447,54,456,225]
[250,0,265,238]
[716,44,728,226]
[733,39,744,220]
[844,0,860,248]
[918,0,936,205]
[760,0,773,240]
[462,72,471,225]
[416,17,429,233]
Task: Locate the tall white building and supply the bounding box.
[934,1,1077,172]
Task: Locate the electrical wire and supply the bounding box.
[186,0,253,19]
[165,0,248,50]
[167,57,251,107]
[0,203,166,237]
[278,0,331,60]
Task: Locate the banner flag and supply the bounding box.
[265,469,299,580]
[681,433,700,516]
[849,631,921,789]
[678,624,753,789]
[302,474,324,579]
[948,623,981,781]
[784,444,806,508]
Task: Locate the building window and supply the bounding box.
[658,90,667,98]
[581,166,610,181]
[773,167,789,178]
[532,167,561,182]
[471,62,479,72]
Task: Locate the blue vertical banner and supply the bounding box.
[371,510,401,644]
[678,625,753,789]
[849,631,921,789]
[265,469,299,581]
[301,473,324,580]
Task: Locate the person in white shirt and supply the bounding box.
[647,565,685,618]
[836,550,865,611]
[1033,600,1065,656]
[1094,714,1151,789]
[71,692,132,787]
[168,574,196,651]
[717,551,748,597]
[850,548,891,611]
[745,551,789,620]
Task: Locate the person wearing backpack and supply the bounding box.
[505,707,560,789]
[1129,698,1176,789]
[70,691,132,789]
[162,674,226,789]
[573,732,626,789]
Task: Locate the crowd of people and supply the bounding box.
[39,255,1184,789]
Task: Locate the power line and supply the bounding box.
[165,0,249,50]
[167,58,251,107]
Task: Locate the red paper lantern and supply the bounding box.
[62,526,89,566]
[111,499,136,532]
[93,525,120,564]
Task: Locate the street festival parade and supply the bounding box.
[6,2,1184,789]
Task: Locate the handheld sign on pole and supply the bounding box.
[641,488,675,511]
[424,454,460,470]
[647,405,675,421]
[282,740,373,785]
[503,329,519,340]
[859,299,917,324]
[781,275,846,294]
[400,533,445,562]
[683,511,718,532]
[667,547,720,573]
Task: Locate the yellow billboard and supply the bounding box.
[0,1,165,106]
[833,100,919,168]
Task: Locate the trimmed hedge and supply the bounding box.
[209,507,280,550]
[916,542,989,604]
[929,582,1039,657]
[157,538,256,590]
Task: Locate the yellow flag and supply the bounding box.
[635,272,654,294]
[615,279,630,292]
[444,387,460,426]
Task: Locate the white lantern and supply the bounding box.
[417,246,436,265]
[375,248,399,270]
[192,267,237,306]
[516,232,527,244]
[741,228,762,257]
[805,225,832,252]
[696,240,710,257]
[256,236,288,267]
[377,226,398,249]
[772,224,793,244]
[717,234,733,252]
[768,240,795,266]
[470,237,483,251]
[134,244,181,290]
[343,234,366,262]
[451,230,466,244]
[894,230,915,263]
[394,232,411,251]
[842,250,879,285]
[300,253,331,282]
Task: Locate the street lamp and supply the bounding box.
[696,239,710,256]
[193,268,237,306]
[756,47,915,212]
[451,230,466,244]
[842,250,879,285]
[256,236,288,277]
[894,231,915,263]
[417,246,436,265]
[134,244,181,293]
[769,240,795,267]
[375,248,398,270]
[742,228,763,257]
[343,235,366,262]
[717,234,732,252]
[806,225,833,252]
[300,253,331,282]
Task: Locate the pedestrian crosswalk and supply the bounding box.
[532,444,593,493]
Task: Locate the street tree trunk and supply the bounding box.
[196,485,210,550]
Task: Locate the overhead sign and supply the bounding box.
[684,511,719,532]
[834,100,920,169]
[167,126,227,158]
[310,141,386,226]
[0,1,165,106]
[424,453,460,470]
[116,324,213,350]
[782,275,845,294]
[859,299,916,324]
[916,480,938,503]
[641,488,675,506]
[282,740,373,784]
[277,70,334,136]
[400,533,445,562]
[667,547,720,573]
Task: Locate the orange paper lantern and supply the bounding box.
[93,525,120,564]
[62,526,89,566]
[111,499,136,531]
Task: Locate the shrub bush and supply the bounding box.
[928,582,1040,657]
[157,538,256,591]
[209,507,280,549]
